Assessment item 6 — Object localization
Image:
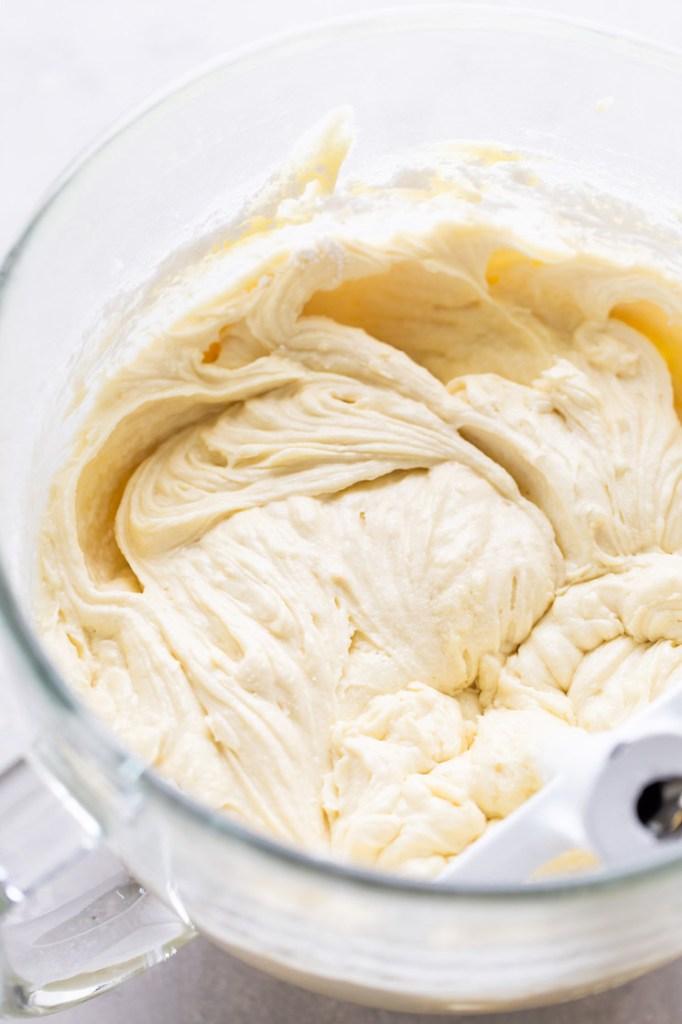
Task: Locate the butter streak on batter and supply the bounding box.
[37,113,682,876]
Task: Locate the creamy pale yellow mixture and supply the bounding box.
[37,115,682,876]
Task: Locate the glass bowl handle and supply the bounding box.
[0,757,195,1016]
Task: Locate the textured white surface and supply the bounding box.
[3,1,682,1020]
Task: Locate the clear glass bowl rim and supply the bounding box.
[4,2,682,901]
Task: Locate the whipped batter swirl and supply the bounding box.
[38,115,682,876]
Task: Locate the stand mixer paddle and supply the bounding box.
[439,684,682,885]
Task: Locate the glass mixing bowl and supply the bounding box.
[3,5,682,1016]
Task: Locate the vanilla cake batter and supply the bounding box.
[37,114,682,877]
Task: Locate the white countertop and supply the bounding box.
[3,1,682,1021]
